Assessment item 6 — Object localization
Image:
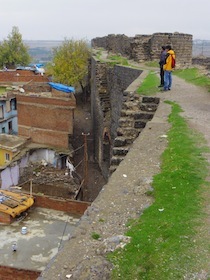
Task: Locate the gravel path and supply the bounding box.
[39,69,210,280]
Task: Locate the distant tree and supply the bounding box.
[47,38,91,96]
[0,26,31,69]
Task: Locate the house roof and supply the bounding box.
[0,134,27,152]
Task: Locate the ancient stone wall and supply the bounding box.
[91,57,147,178]
[192,57,210,69]
[108,65,143,140]
[90,58,109,176]
[92,32,193,66]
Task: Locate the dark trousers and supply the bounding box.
[160,66,164,86]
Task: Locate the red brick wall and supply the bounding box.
[34,194,90,215]
[18,127,70,148]
[16,94,76,149]
[0,266,40,280]
[0,70,49,83]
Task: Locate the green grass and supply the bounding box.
[0,86,6,94]
[108,102,210,279]
[144,61,159,68]
[137,71,159,95]
[95,50,102,60]
[91,232,101,240]
[174,67,210,91]
[107,55,129,66]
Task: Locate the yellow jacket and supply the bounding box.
[163,50,175,71]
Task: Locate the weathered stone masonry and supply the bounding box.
[90,32,193,176]
[92,32,193,66]
[91,56,160,178]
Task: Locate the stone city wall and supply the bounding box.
[91,57,142,177]
[92,32,193,66]
[91,56,154,178]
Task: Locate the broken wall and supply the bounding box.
[92,32,193,66]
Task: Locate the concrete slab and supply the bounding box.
[0,207,80,272]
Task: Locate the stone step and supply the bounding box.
[109,165,117,174]
[112,146,130,156]
[118,117,134,127]
[142,96,160,104]
[134,119,148,129]
[117,127,142,138]
[121,110,154,120]
[133,112,154,120]
[110,156,125,166]
[140,103,159,112]
[114,136,127,147]
[122,101,140,110]
[121,110,137,117]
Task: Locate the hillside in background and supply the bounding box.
[193,39,210,57]
[24,40,63,64]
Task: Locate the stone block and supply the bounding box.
[114,137,127,147]
[112,147,129,156]
[134,120,147,129]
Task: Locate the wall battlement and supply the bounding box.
[92,32,193,66]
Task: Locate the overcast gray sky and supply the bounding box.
[0,0,209,41]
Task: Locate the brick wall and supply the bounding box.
[0,70,49,84]
[16,94,76,149]
[0,266,40,280]
[23,83,51,93]
[34,194,90,215]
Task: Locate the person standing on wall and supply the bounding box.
[158,46,166,87]
[162,45,176,91]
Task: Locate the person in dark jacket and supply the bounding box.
[158,46,166,87]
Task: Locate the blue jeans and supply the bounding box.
[164,70,172,90]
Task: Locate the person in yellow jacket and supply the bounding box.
[162,45,175,91]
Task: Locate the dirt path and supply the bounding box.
[156,74,210,144]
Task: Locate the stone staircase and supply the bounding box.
[109,94,160,174]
